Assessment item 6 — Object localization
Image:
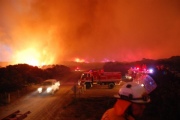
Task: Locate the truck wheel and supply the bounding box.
[108,83,115,89]
[86,83,91,89]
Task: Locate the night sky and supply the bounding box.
[0,0,180,65]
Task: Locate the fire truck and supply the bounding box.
[127,66,154,80]
[78,69,122,89]
[125,66,157,93]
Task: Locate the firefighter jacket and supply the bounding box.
[101,99,135,120]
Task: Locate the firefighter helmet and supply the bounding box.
[133,74,157,94]
[118,82,151,103]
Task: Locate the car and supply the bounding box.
[37,79,60,94]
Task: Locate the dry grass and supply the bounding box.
[57,97,116,120]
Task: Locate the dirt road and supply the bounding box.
[0,72,121,120]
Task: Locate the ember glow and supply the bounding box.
[74,58,86,63]
[0,0,180,66]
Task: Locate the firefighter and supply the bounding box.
[101,82,156,120]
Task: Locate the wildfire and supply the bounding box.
[12,47,54,67]
[74,58,85,63]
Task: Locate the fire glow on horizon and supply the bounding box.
[0,0,180,66]
[7,27,59,66]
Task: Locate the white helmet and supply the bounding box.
[118,82,150,103]
[133,74,157,94]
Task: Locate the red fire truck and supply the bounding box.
[78,69,122,89]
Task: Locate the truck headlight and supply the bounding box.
[37,87,42,93]
[47,87,52,93]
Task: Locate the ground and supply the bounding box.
[52,84,161,120]
[58,97,116,120]
[53,84,119,120]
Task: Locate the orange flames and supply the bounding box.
[0,0,179,65]
[10,32,58,67]
[13,48,51,66]
[74,58,86,63]
[12,48,54,67]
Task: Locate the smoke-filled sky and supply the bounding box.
[0,0,180,65]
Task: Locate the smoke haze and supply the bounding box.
[0,0,180,65]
